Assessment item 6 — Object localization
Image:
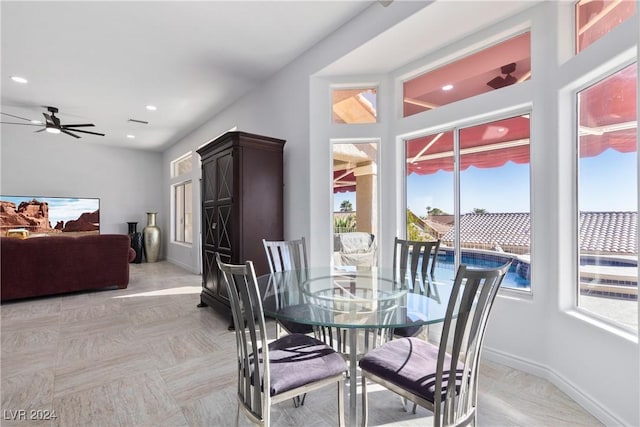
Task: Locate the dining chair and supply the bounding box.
[262,238,314,338]
[215,253,348,427]
[392,237,441,338]
[359,261,512,427]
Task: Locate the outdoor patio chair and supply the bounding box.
[334,232,377,268]
[215,253,347,427]
[359,261,511,427]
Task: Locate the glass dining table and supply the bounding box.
[257,266,455,427]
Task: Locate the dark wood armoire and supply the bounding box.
[196,131,285,318]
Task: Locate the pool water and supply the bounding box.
[435,249,531,290]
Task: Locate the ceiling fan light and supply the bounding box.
[46,127,61,134]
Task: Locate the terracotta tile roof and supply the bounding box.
[579,211,637,254]
[440,212,637,254]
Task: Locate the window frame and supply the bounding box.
[572,59,638,333]
[173,180,193,245]
[402,109,534,296]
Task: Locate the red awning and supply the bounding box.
[334,170,356,193]
[406,115,531,176]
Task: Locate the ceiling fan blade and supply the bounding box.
[67,128,105,136]
[1,112,33,122]
[61,129,81,138]
[35,128,46,133]
[0,121,42,126]
[61,124,95,128]
[487,76,506,89]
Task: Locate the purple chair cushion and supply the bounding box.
[251,333,347,396]
[358,337,462,402]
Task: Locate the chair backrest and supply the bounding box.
[215,253,270,422]
[435,261,511,426]
[262,237,308,273]
[393,237,441,287]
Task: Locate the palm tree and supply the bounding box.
[340,200,353,212]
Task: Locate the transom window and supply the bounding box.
[171,152,192,178]
[332,87,377,124]
[575,0,636,53]
[403,32,531,117]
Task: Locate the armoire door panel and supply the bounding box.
[216,152,233,202]
[217,205,233,252]
[203,206,216,247]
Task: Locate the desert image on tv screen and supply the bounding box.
[0,196,100,237]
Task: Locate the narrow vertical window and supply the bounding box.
[577,63,637,331]
[174,181,192,244]
[171,152,193,245]
[332,141,378,267]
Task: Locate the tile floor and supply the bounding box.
[1,261,603,426]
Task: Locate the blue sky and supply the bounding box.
[1,196,99,225]
[334,149,637,214]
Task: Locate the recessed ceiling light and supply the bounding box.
[145,105,157,111]
[442,84,453,91]
[45,127,61,134]
[126,134,136,139]
[11,76,28,84]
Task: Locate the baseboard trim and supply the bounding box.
[165,257,199,274]
[482,346,627,426]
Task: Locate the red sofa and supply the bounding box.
[1,234,133,301]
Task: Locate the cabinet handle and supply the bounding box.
[212,223,217,230]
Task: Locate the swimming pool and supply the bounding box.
[435,248,531,291]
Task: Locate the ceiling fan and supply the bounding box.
[0,106,105,138]
[486,62,518,90]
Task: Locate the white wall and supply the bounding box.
[0,135,163,238]
[161,1,428,272]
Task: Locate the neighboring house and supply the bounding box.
[439,212,637,256]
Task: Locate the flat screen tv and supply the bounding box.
[0,195,100,237]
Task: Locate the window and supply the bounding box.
[332,141,378,267]
[171,152,192,178]
[332,87,377,124]
[576,63,637,331]
[174,181,193,244]
[405,114,531,291]
[575,0,636,53]
[403,32,530,117]
[171,152,193,245]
